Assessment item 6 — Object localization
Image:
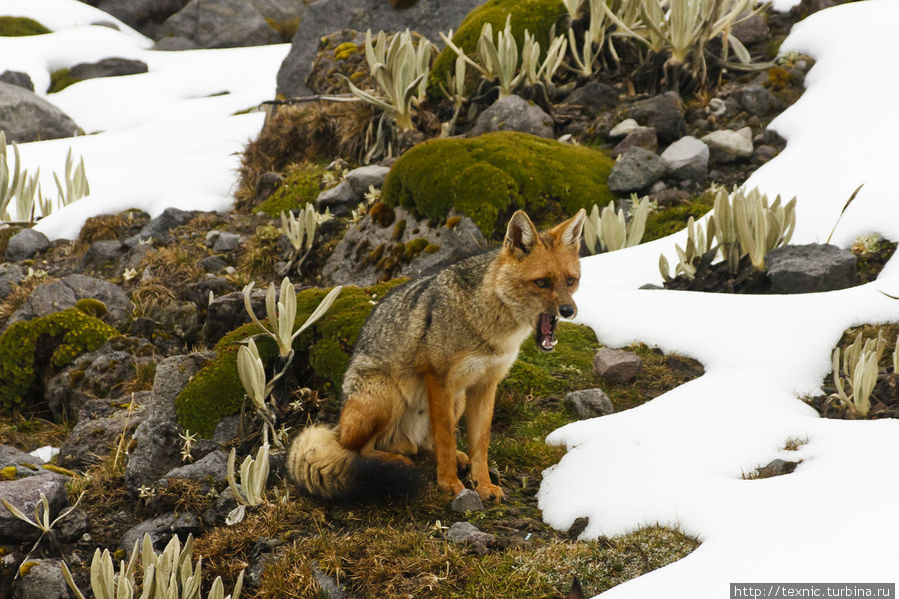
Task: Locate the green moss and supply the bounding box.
[424,244,440,253]
[75,298,108,319]
[392,219,407,241]
[404,238,429,260]
[0,16,50,36]
[500,322,600,398]
[428,0,567,98]
[369,202,396,227]
[47,68,82,93]
[256,163,325,217]
[41,464,74,476]
[0,308,117,413]
[177,280,406,437]
[382,132,616,239]
[643,191,715,242]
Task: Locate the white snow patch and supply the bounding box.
[29,445,59,463]
[539,2,899,596]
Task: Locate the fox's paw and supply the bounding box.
[474,481,504,502]
[455,451,470,472]
[437,476,465,496]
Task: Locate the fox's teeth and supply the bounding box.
[550,339,558,347]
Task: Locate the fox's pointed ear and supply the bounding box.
[551,208,587,252]
[503,210,539,258]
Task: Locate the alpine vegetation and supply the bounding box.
[828,331,887,418]
[226,443,270,525]
[583,196,650,253]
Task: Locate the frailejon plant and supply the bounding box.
[61,532,245,599]
[225,443,270,525]
[279,205,331,276]
[343,29,434,131]
[828,331,887,418]
[583,195,650,253]
[1,491,85,568]
[659,214,715,281]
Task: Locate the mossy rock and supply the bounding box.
[0,308,117,413]
[256,163,325,216]
[176,280,406,437]
[47,68,82,93]
[643,191,715,242]
[428,0,566,98]
[382,131,617,239]
[0,16,51,36]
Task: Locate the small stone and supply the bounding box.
[702,129,754,163]
[68,57,149,81]
[608,147,667,193]
[12,558,70,599]
[212,231,241,252]
[0,70,34,91]
[199,255,227,272]
[593,348,642,384]
[315,180,359,216]
[451,488,484,513]
[612,126,658,156]
[119,512,202,554]
[567,516,590,539]
[732,13,769,45]
[621,91,686,143]
[447,521,479,544]
[661,135,709,181]
[736,84,776,116]
[565,81,618,115]
[766,244,857,294]
[609,118,639,138]
[0,263,25,300]
[126,207,195,247]
[469,94,554,139]
[80,239,125,273]
[345,165,391,197]
[564,389,614,419]
[4,228,50,261]
[753,144,778,164]
[446,521,495,553]
[756,459,797,478]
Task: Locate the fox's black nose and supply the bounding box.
[559,304,575,318]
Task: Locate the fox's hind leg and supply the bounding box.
[337,375,415,467]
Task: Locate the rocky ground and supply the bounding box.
[0,0,877,597]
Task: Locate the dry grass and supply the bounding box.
[235,102,374,211]
[76,213,140,248]
[0,414,69,452]
[0,274,53,324]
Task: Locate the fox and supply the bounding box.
[287,208,587,501]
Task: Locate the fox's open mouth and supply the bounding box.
[536,313,558,352]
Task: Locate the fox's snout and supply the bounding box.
[559,304,576,318]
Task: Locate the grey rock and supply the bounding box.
[125,207,196,247]
[125,353,214,494]
[312,562,345,599]
[0,445,45,479]
[621,91,685,143]
[6,274,131,331]
[255,171,283,204]
[153,36,199,50]
[4,228,50,262]
[0,82,79,143]
[345,165,391,197]
[451,488,484,513]
[0,474,67,542]
[315,181,359,216]
[68,57,149,81]
[199,255,228,272]
[593,348,642,383]
[701,129,754,163]
[607,147,667,193]
[766,244,857,294]
[212,231,241,252]
[609,118,639,138]
[322,207,487,287]
[57,393,151,470]
[0,263,25,300]
[276,0,481,98]
[95,0,190,37]
[120,512,202,554]
[157,449,228,489]
[564,389,613,419]
[732,13,769,45]
[565,81,618,115]
[470,94,553,139]
[131,300,202,352]
[157,0,281,48]
[446,521,495,553]
[611,126,657,156]
[12,558,70,599]
[0,70,34,92]
[660,136,709,181]
[753,144,778,164]
[79,239,126,274]
[756,458,797,478]
[736,84,776,116]
[204,287,267,345]
[213,415,241,444]
[56,507,89,541]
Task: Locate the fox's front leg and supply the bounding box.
[424,373,465,495]
[465,380,504,501]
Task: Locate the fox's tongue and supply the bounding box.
[536,313,558,352]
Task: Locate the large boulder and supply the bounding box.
[95,0,191,37]
[276,0,482,98]
[6,274,131,331]
[12,558,70,599]
[322,206,487,287]
[68,57,149,82]
[0,82,78,142]
[156,0,281,48]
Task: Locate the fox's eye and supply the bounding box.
[534,278,549,288]
[567,277,577,286]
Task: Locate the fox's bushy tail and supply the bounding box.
[287,425,423,501]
